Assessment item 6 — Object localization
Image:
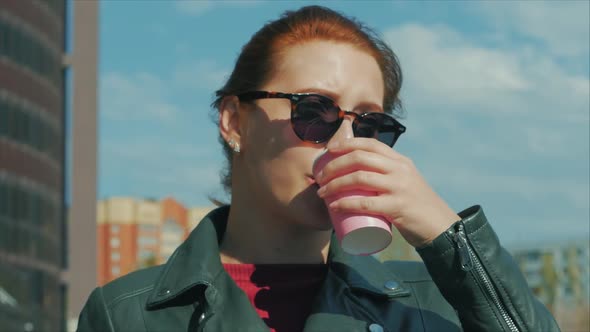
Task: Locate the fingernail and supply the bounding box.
[316,187,325,197]
[315,171,323,182]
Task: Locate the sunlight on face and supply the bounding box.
[236,41,385,230]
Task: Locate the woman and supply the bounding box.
[78,6,559,332]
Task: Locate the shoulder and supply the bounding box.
[77,266,164,332]
[381,259,458,322]
[381,260,433,282]
[99,265,164,308]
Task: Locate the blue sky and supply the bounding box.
[97,0,589,247]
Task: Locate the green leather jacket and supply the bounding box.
[77,205,559,332]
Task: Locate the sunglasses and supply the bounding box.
[237,91,406,147]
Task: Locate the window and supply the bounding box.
[139,224,158,233]
[111,266,120,276]
[526,252,541,261]
[42,0,66,18]
[162,219,183,236]
[5,23,14,59]
[138,250,153,260]
[0,20,6,57]
[110,225,120,234]
[0,181,7,218]
[0,93,60,161]
[161,220,184,250]
[0,216,8,251]
[6,102,14,139]
[137,250,157,268]
[7,184,14,220]
[30,193,40,226]
[0,98,7,137]
[29,113,39,149]
[0,21,61,87]
[110,237,120,248]
[110,252,120,261]
[138,236,157,246]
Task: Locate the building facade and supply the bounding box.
[0,1,67,331]
[512,239,590,331]
[97,197,213,285]
[66,1,99,330]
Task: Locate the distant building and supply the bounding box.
[512,239,590,308]
[512,239,590,331]
[97,197,214,285]
[66,1,99,330]
[0,1,69,331]
[376,226,421,262]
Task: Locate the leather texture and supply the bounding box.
[77,205,560,332]
[417,206,560,332]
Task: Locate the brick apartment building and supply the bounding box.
[97,197,213,285]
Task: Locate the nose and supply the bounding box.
[328,115,354,145]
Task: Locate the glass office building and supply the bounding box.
[0,1,67,330]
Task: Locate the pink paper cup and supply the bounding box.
[313,150,392,255]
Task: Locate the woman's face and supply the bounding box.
[236,40,385,230]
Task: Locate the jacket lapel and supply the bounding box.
[327,236,410,299]
[145,207,229,310]
[145,206,267,331]
[302,234,410,331]
[144,206,411,332]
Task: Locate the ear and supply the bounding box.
[219,95,242,146]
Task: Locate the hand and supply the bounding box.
[314,138,460,248]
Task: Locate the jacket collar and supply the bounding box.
[146,205,408,309]
[146,206,228,309]
[327,232,410,298]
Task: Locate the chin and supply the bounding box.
[301,194,333,231]
[284,184,333,230]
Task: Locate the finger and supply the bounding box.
[317,170,391,198]
[328,195,398,220]
[327,137,407,161]
[316,150,392,185]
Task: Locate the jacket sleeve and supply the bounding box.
[76,287,115,332]
[416,205,560,332]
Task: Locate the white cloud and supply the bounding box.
[99,63,229,206]
[383,17,588,245]
[384,23,589,119]
[384,22,589,158]
[101,57,228,123]
[173,59,229,92]
[436,166,589,210]
[386,24,529,111]
[101,138,225,205]
[101,72,180,122]
[476,1,590,58]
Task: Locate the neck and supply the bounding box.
[220,197,331,265]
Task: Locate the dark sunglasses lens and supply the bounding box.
[356,113,398,146]
[291,97,340,142]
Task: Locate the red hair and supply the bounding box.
[212,5,403,194]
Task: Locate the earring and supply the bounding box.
[228,139,240,153]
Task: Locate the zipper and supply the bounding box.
[453,222,520,332]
